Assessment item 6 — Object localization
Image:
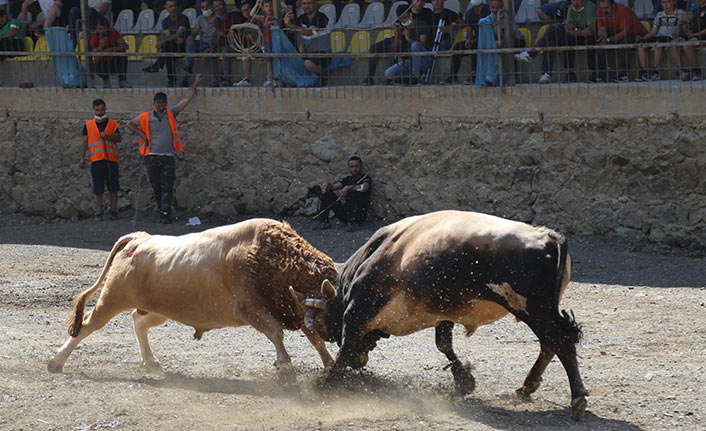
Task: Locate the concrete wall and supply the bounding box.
[1,86,705,248]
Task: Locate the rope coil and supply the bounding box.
[227,23,264,54]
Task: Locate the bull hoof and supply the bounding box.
[571,395,587,421]
[515,386,532,399]
[47,358,63,374]
[140,360,163,374]
[451,362,475,395]
[276,363,297,386]
[351,352,368,369]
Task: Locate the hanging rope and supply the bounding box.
[227,23,264,54]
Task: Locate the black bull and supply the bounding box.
[297,210,589,420]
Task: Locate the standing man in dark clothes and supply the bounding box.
[79,99,121,221]
[314,156,372,232]
[430,0,463,83]
[126,74,204,224]
[143,0,192,87]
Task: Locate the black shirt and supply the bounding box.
[340,174,372,195]
[433,8,460,43]
[162,14,192,39]
[411,8,434,49]
[295,10,329,29]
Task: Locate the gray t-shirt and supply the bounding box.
[653,9,688,39]
[196,15,218,45]
[133,106,180,156]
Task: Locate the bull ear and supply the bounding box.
[321,279,337,301]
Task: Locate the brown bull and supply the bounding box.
[48,219,337,377]
[296,210,589,420]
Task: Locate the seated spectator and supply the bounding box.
[489,0,525,49]
[283,0,331,86]
[182,0,217,87]
[0,0,8,12]
[233,0,278,87]
[384,0,433,85]
[89,16,130,88]
[314,156,372,232]
[0,9,25,59]
[514,0,570,83]
[143,0,191,87]
[635,0,688,81]
[462,0,490,84]
[21,0,68,33]
[212,0,243,86]
[596,0,647,82]
[363,3,410,85]
[68,0,110,43]
[430,0,463,84]
[681,0,705,80]
[564,0,599,83]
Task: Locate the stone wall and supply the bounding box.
[1,87,705,248]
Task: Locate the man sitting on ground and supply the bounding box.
[314,156,372,232]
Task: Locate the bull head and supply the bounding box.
[289,279,340,344]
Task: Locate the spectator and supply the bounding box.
[79,98,121,221]
[385,0,433,85]
[0,9,25,60]
[314,156,372,232]
[212,0,243,86]
[0,0,8,12]
[596,0,646,82]
[680,0,705,80]
[363,3,410,85]
[462,0,490,84]
[142,0,191,87]
[429,0,463,84]
[182,0,217,87]
[233,0,278,87]
[283,0,331,85]
[635,0,688,81]
[89,16,131,88]
[564,0,599,83]
[514,0,570,83]
[489,0,525,49]
[68,0,110,43]
[126,75,204,224]
[21,0,68,33]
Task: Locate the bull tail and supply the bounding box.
[551,232,583,344]
[66,233,143,337]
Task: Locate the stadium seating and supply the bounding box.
[445,0,460,14]
[375,29,394,44]
[183,8,197,29]
[132,9,155,34]
[633,0,654,18]
[114,9,135,35]
[519,27,531,48]
[124,35,138,60]
[153,9,169,33]
[349,30,371,53]
[335,3,360,29]
[137,34,158,60]
[33,36,50,60]
[331,30,346,52]
[359,2,384,28]
[384,1,409,26]
[319,4,336,27]
[515,0,539,23]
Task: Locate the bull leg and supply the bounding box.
[524,312,589,421]
[48,300,127,373]
[132,310,168,372]
[435,321,475,395]
[247,309,296,382]
[301,326,334,368]
[516,344,555,398]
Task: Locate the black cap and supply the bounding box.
[153,92,168,102]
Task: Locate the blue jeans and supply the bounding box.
[384,42,432,79]
[185,40,212,69]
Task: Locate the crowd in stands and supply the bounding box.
[1,0,705,86]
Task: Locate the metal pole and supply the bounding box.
[503,0,516,85]
[79,0,94,88]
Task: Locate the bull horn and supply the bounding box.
[302,298,327,310]
[288,286,306,315]
[304,308,319,331]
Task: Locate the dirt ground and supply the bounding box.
[1,212,704,431]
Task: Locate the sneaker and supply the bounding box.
[588,74,605,83]
[263,78,273,87]
[538,72,551,84]
[441,75,457,85]
[345,222,357,232]
[234,77,252,87]
[402,76,420,86]
[612,75,629,83]
[385,78,394,85]
[514,50,531,63]
[143,62,160,73]
[680,69,691,81]
[635,71,649,82]
[110,211,118,220]
[94,213,104,222]
[313,220,331,230]
[119,79,131,88]
[692,70,702,81]
[648,71,660,81]
[363,77,375,86]
[159,211,171,224]
[463,76,475,85]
